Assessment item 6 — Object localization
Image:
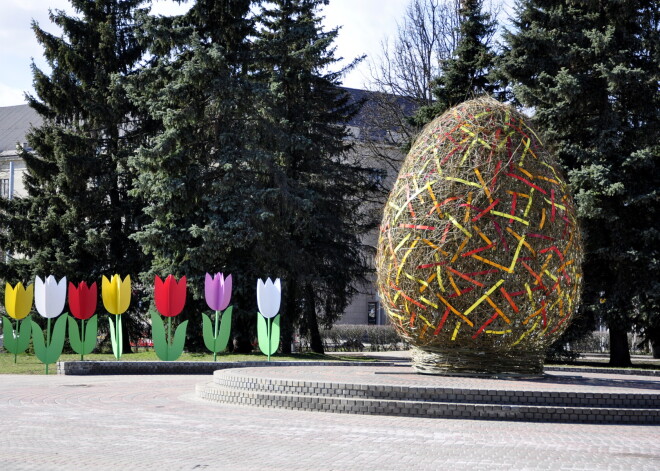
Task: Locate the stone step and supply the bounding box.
[196,381,660,424]
[211,370,660,409]
[196,365,660,424]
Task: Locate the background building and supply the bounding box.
[0,105,41,199]
[0,89,411,325]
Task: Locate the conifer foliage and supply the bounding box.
[125,0,379,352]
[0,1,151,351]
[501,0,660,365]
[252,0,380,352]
[0,0,150,281]
[414,0,498,125]
[124,0,261,349]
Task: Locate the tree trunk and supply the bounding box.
[304,283,324,354]
[648,327,660,359]
[122,316,133,354]
[609,326,632,367]
[280,278,296,354]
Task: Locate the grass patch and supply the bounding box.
[0,351,368,375]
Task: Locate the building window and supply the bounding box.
[368,302,378,325]
[0,179,9,198]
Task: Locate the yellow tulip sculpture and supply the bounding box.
[3,282,34,363]
[102,274,131,359]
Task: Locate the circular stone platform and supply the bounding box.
[197,364,660,424]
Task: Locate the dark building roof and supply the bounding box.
[0,104,41,153]
[343,87,419,142]
[344,87,417,123]
[0,88,415,153]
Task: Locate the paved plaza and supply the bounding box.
[2,371,660,470]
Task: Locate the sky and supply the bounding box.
[0,0,512,107]
[0,0,415,107]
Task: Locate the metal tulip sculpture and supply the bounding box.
[32,276,68,374]
[257,278,281,361]
[203,273,233,361]
[67,281,98,361]
[102,274,131,359]
[3,282,33,363]
[152,275,188,361]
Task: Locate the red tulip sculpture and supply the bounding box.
[152,275,188,361]
[67,281,98,361]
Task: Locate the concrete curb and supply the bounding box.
[57,360,390,375]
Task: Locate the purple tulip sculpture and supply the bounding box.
[203,273,233,361]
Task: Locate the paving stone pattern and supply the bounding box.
[2,374,660,470]
[545,366,660,377]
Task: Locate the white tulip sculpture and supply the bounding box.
[32,275,68,374]
[256,278,281,361]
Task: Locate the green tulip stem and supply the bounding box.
[213,310,220,362]
[168,316,172,347]
[45,317,51,375]
[116,315,122,360]
[267,317,271,362]
[80,318,85,361]
[13,318,17,364]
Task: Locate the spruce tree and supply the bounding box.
[125,0,262,350]
[414,0,498,125]
[0,0,151,350]
[252,0,380,353]
[501,0,660,365]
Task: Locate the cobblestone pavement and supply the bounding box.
[2,373,660,471]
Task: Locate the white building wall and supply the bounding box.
[0,154,27,198]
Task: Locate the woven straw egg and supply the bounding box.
[376,98,583,375]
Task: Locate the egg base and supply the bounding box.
[410,346,545,378]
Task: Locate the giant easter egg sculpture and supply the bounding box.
[376,98,583,375]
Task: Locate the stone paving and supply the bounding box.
[2,373,660,470]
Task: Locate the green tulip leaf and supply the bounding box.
[17,318,32,354]
[217,306,233,353]
[68,315,83,354]
[168,320,188,361]
[31,320,47,364]
[257,313,280,357]
[270,314,280,354]
[108,317,116,357]
[202,313,216,352]
[45,314,68,364]
[257,313,269,356]
[83,315,98,355]
[2,317,17,353]
[108,316,123,360]
[2,317,30,355]
[2,317,31,355]
[151,311,168,361]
